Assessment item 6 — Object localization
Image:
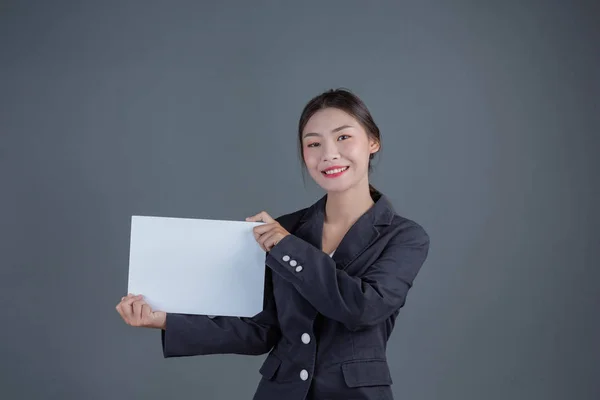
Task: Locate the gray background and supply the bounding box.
[1,1,598,399]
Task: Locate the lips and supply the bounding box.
[321,166,349,178]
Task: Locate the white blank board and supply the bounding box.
[127,215,266,317]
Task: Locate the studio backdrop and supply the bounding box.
[1,1,598,399]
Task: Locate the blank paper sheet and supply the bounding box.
[127,215,266,317]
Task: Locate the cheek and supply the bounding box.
[303,150,319,168]
[343,143,370,165]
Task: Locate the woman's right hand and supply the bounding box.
[116,294,167,329]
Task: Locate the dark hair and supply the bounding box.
[297,88,381,196]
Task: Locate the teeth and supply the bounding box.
[324,167,348,175]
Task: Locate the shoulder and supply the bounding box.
[387,213,430,249]
[376,191,430,248]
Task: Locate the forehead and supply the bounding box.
[302,108,361,135]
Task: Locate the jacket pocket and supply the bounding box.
[341,359,393,388]
[258,353,281,381]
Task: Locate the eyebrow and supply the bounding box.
[303,124,354,139]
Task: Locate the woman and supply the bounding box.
[116,88,430,400]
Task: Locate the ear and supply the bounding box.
[369,139,380,155]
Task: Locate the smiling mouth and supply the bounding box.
[321,166,349,178]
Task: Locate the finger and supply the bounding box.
[120,294,136,305]
[246,212,266,222]
[117,295,135,318]
[259,231,279,252]
[262,212,275,223]
[141,304,154,325]
[132,299,146,324]
[141,303,152,317]
[117,296,130,312]
[267,233,282,251]
[246,211,275,223]
[125,293,141,302]
[268,234,282,251]
[256,230,270,251]
[253,224,274,242]
[252,225,262,240]
[123,294,143,307]
[118,300,134,324]
[245,214,260,222]
[253,222,277,236]
[116,302,126,319]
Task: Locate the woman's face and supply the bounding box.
[301,107,379,193]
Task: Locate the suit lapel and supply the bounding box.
[293,195,325,249]
[291,191,396,270]
[333,219,380,270]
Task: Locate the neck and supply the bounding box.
[324,180,375,226]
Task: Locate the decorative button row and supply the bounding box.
[282,255,302,272]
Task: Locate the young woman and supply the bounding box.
[116,88,430,400]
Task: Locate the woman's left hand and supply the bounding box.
[246,211,290,252]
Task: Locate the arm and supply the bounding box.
[161,268,280,357]
[265,223,429,332]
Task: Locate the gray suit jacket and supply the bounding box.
[161,191,430,400]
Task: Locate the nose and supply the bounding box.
[321,140,340,162]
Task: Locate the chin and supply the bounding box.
[318,180,355,194]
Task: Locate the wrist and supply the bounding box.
[157,312,167,330]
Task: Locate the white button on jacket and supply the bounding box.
[300,369,308,381]
[301,333,310,344]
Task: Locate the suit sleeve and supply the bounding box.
[161,268,280,357]
[265,223,429,331]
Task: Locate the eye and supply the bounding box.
[307,142,320,148]
[337,134,350,141]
